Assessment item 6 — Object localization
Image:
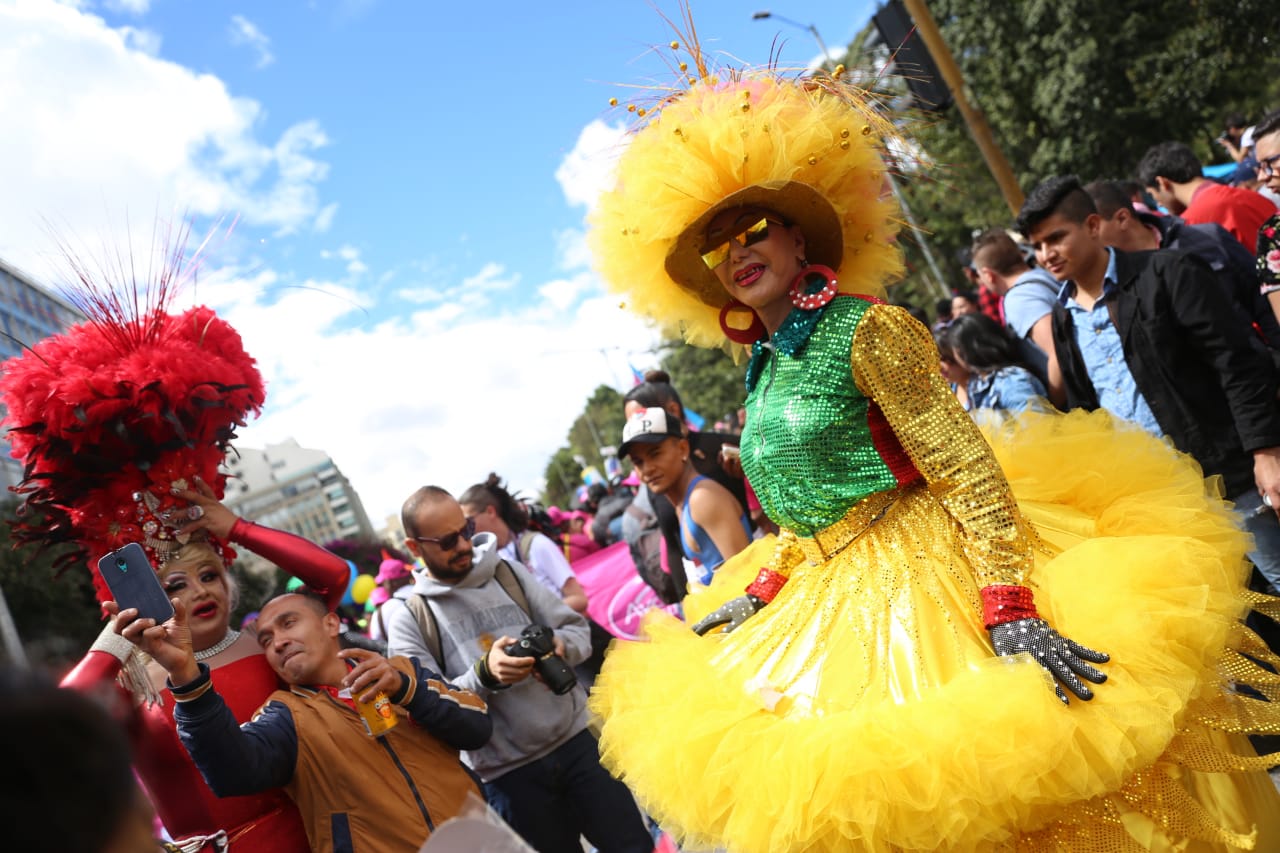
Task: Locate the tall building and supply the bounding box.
[0,258,85,491]
[224,438,375,571]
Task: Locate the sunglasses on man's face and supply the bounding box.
[410,517,475,551]
[1257,152,1280,178]
[700,217,781,270]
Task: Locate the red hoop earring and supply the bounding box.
[788,265,839,310]
[719,299,767,344]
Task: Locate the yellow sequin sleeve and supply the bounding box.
[850,304,1033,587]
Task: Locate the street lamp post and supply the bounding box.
[752,11,832,67]
[898,0,1024,215]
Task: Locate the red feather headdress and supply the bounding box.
[0,225,265,601]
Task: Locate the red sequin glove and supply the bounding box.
[981,585,1109,704]
[745,567,788,604]
[979,584,1040,628]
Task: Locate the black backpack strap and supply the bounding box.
[404,593,445,673]
[515,530,536,566]
[406,563,532,673]
[494,560,532,620]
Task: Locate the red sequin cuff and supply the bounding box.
[980,584,1039,628]
[746,568,788,603]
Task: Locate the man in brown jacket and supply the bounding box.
[123,590,492,853]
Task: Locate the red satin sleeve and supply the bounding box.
[228,518,349,610]
[59,649,145,739]
[60,648,123,690]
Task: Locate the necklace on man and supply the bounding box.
[194,629,241,661]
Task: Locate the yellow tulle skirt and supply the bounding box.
[589,410,1280,852]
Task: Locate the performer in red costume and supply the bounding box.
[0,234,348,853]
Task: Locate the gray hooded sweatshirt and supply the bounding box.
[384,531,591,782]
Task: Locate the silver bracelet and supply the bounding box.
[90,624,136,664]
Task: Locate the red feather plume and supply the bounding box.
[0,224,265,600]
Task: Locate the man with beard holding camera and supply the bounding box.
[386,486,650,853]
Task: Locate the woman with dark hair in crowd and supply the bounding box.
[944,312,1048,415]
[459,474,588,613]
[934,327,971,409]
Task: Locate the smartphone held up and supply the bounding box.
[97,542,174,624]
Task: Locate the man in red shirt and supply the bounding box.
[1137,141,1277,249]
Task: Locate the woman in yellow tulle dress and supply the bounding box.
[585,33,1280,853]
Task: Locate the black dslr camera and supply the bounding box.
[507,625,577,695]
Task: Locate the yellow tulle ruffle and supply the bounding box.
[590,410,1280,852]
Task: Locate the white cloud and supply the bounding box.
[555,227,592,271]
[461,261,518,292]
[119,25,161,55]
[396,285,448,304]
[228,14,274,69]
[539,271,594,311]
[199,260,659,523]
[105,0,151,15]
[806,47,847,72]
[0,1,329,281]
[393,261,518,310]
[554,120,628,211]
[321,244,367,276]
[312,202,338,232]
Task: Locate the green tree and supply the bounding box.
[935,0,1280,181]
[543,446,586,509]
[541,385,628,508]
[540,344,751,508]
[658,338,749,427]
[322,538,408,577]
[852,0,1280,304]
[0,499,100,669]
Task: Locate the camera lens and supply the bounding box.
[116,558,127,570]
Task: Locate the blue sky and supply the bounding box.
[0,0,875,526]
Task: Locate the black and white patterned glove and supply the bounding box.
[691,594,765,636]
[989,618,1109,704]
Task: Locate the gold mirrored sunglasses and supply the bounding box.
[700,217,780,270]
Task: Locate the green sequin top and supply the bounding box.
[741,297,1033,587]
[742,297,920,536]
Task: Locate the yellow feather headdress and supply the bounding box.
[589,37,904,349]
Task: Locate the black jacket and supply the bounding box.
[1051,248,1280,495]
[1146,213,1280,348]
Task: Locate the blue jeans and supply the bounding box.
[485,729,651,853]
[1233,488,1280,593]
